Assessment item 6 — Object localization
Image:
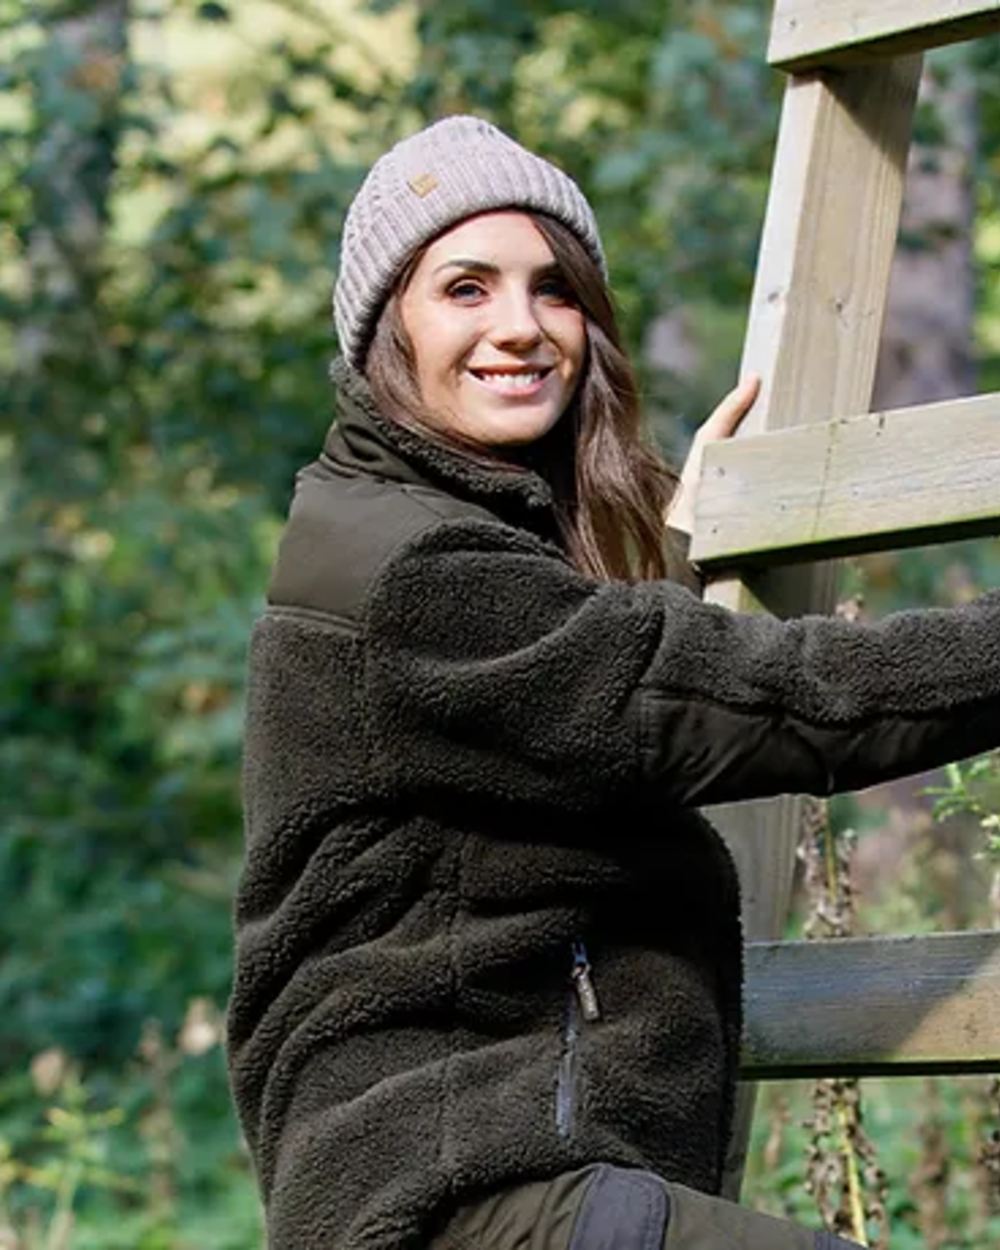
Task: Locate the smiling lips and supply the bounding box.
[467,364,554,396]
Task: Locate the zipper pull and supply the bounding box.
[571,940,601,1022]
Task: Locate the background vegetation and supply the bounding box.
[1,1,999,1246]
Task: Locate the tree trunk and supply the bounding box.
[873,49,978,409]
[16,0,129,378]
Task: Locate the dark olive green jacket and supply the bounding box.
[227,359,1000,1250]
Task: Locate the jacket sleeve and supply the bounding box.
[663,526,705,597]
[362,518,1000,812]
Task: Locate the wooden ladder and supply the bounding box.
[687,0,1000,1198]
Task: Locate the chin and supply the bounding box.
[464,408,564,448]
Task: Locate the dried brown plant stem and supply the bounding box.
[982,769,1000,1228]
[976,1077,1000,1220]
[909,1077,950,1250]
[799,797,889,1248]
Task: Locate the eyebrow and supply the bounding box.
[432,257,561,277]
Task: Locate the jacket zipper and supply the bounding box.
[571,939,601,1023]
[555,939,601,1140]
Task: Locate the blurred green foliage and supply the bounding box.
[2,0,1000,1244]
[745,1074,1000,1248]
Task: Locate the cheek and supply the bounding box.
[555,312,587,379]
[415,313,481,385]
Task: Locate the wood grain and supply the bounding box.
[691,392,1000,567]
[769,0,1000,70]
[742,931,1000,1079]
[704,57,923,1198]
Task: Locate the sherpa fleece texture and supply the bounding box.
[227,358,1000,1250]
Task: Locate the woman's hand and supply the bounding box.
[666,374,761,536]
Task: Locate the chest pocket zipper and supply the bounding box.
[556,940,601,1140]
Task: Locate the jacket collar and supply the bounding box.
[324,357,560,532]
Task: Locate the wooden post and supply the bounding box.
[703,55,924,1199]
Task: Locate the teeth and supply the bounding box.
[473,370,544,388]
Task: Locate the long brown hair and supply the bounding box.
[364,211,679,582]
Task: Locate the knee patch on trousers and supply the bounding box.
[568,1165,668,1250]
[814,1233,866,1250]
[567,1165,864,1250]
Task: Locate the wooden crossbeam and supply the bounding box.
[742,931,1000,1079]
[769,1,1000,71]
[690,392,1000,569]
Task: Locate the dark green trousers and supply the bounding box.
[429,1164,863,1250]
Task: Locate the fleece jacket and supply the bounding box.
[227,357,1000,1250]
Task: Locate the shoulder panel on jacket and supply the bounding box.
[266,458,498,623]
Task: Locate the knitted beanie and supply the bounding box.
[333,115,607,371]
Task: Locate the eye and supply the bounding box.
[447,279,486,302]
[536,275,573,303]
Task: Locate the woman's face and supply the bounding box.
[398,211,587,447]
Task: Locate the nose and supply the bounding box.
[488,285,543,350]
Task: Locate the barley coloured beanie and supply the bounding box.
[333,115,607,371]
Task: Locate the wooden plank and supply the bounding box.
[691,392,1000,568]
[769,1,1000,71]
[704,57,923,1199]
[742,931,1000,1079]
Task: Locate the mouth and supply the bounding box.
[466,365,555,397]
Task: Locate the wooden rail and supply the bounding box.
[742,931,1000,1079]
[769,1,1000,71]
[690,392,1000,568]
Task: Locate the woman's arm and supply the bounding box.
[633,576,1000,806]
[363,518,1000,812]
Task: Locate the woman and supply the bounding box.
[226,116,1000,1250]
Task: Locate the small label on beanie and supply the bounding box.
[408,172,439,198]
